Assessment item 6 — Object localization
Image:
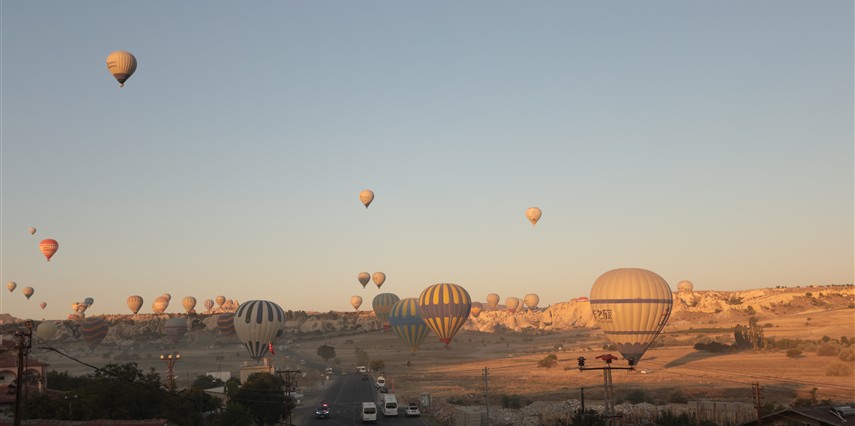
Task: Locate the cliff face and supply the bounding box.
[10,285,854,346]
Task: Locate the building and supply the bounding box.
[741,405,855,426]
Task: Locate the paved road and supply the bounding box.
[295,373,430,426]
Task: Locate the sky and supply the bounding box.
[1,1,852,319]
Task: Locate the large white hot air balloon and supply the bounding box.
[590,268,673,365]
[359,190,375,208]
[526,207,542,226]
[233,300,286,361]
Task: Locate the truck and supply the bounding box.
[380,394,398,417]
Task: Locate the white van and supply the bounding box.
[361,402,377,423]
[356,366,367,373]
[381,394,398,416]
[375,376,385,389]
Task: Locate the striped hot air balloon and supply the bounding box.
[39,239,59,261]
[215,295,226,307]
[80,317,109,350]
[204,299,215,311]
[418,283,471,347]
[217,313,236,337]
[182,296,197,314]
[127,295,144,314]
[388,298,431,352]
[164,317,187,344]
[233,300,286,361]
[589,268,673,365]
[106,51,137,87]
[152,296,169,314]
[371,293,400,330]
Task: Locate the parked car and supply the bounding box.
[406,403,420,417]
[315,403,330,418]
[361,373,369,381]
[378,386,388,394]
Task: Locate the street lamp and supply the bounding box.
[64,394,78,419]
[159,353,181,392]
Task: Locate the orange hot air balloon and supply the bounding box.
[106,51,137,87]
[526,207,542,225]
[486,293,499,309]
[359,190,375,208]
[470,302,483,318]
[39,239,59,261]
[372,272,386,289]
[22,287,34,300]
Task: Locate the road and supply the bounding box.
[293,372,431,426]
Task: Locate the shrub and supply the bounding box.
[817,343,841,356]
[786,349,803,358]
[837,348,855,362]
[625,389,652,404]
[501,394,523,409]
[826,361,852,376]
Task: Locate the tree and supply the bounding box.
[354,347,370,366]
[317,345,337,363]
[192,374,225,390]
[229,373,286,426]
[537,354,558,369]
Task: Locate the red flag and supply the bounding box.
[268,342,275,355]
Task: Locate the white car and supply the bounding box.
[406,403,420,417]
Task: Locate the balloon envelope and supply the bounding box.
[204,299,215,311]
[358,272,371,288]
[152,296,169,314]
[164,317,187,344]
[22,287,34,300]
[84,297,94,306]
[127,295,143,314]
[182,296,197,314]
[215,296,226,307]
[470,302,483,318]
[486,293,499,309]
[359,189,375,208]
[677,280,693,293]
[372,293,400,330]
[35,321,58,341]
[524,293,539,309]
[389,298,431,352]
[418,283,471,347]
[372,272,386,289]
[106,51,137,87]
[505,297,520,313]
[589,268,673,364]
[81,317,109,350]
[350,295,363,310]
[217,313,236,337]
[39,239,58,261]
[40,302,47,310]
[6,281,16,292]
[28,227,36,235]
[526,207,542,225]
[233,300,286,360]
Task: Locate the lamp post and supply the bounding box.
[64,394,78,419]
[160,353,181,392]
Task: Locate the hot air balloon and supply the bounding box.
[106,51,137,87]
[162,293,172,301]
[372,293,400,330]
[486,293,499,310]
[218,313,236,337]
[39,239,58,261]
[505,297,520,313]
[215,295,226,307]
[351,295,363,310]
[372,272,386,289]
[67,313,84,321]
[359,190,375,208]
[182,296,197,314]
[470,302,483,318]
[164,317,187,344]
[35,321,58,341]
[677,280,693,293]
[22,287,34,300]
[80,317,109,350]
[28,227,36,235]
[71,302,80,312]
[589,268,673,364]
[76,302,88,313]
[524,293,540,309]
[233,300,286,361]
[526,207,542,226]
[152,296,169,314]
[358,272,371,289]
[418,283,471,347]
[40,302,47,310]
[204,299,215,311]
[6,281,16,292]
[127,295,143,314]
[389,298,431,352]
[84,297,94,307]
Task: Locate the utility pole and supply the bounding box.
[278,369,301,426]
[159,353,181,393]
[577,354,635,426]
[580,387,585,412]
[482,367,490,425]
[13,320,34,426]
[752,382,764,425]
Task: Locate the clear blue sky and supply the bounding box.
[2,1,852,319]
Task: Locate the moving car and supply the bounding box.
[361,402,377,423]
[361,373,369,381]
[406,402,420,417]
[315,403,330,418]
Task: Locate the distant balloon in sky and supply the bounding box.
[590,268,673,364]
[215,295,226,307]
[418,283,471,347]
[388,298,431,353]
[6,281,16,292]
[677,280,694,293]
[84,297,94,307]
[22,287,34,300]
[526,207,542,226]
[40,302,47,310]
[127,295,143,314]
[39,239,59,261]
[72,302,80,312]
[164,317,187,345]
[486,293,499,309]
[204,299,215,311]
[152,296,169,314]
[81,317,109,350]
[524,293,540,309]
[470,302,483,318]
[162,293,172,301]
[35,321,58,341]
[233,300,286,361]
[76,302,88,313]
[106,51,137,87]
[28,227,36,235]
[372,272,386,289]
[505,297,520,313]
[182,296,197,314]
[358,272,371,289]
[350,295,363,310]
[372,293,400,330]
[359,190,375,208]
